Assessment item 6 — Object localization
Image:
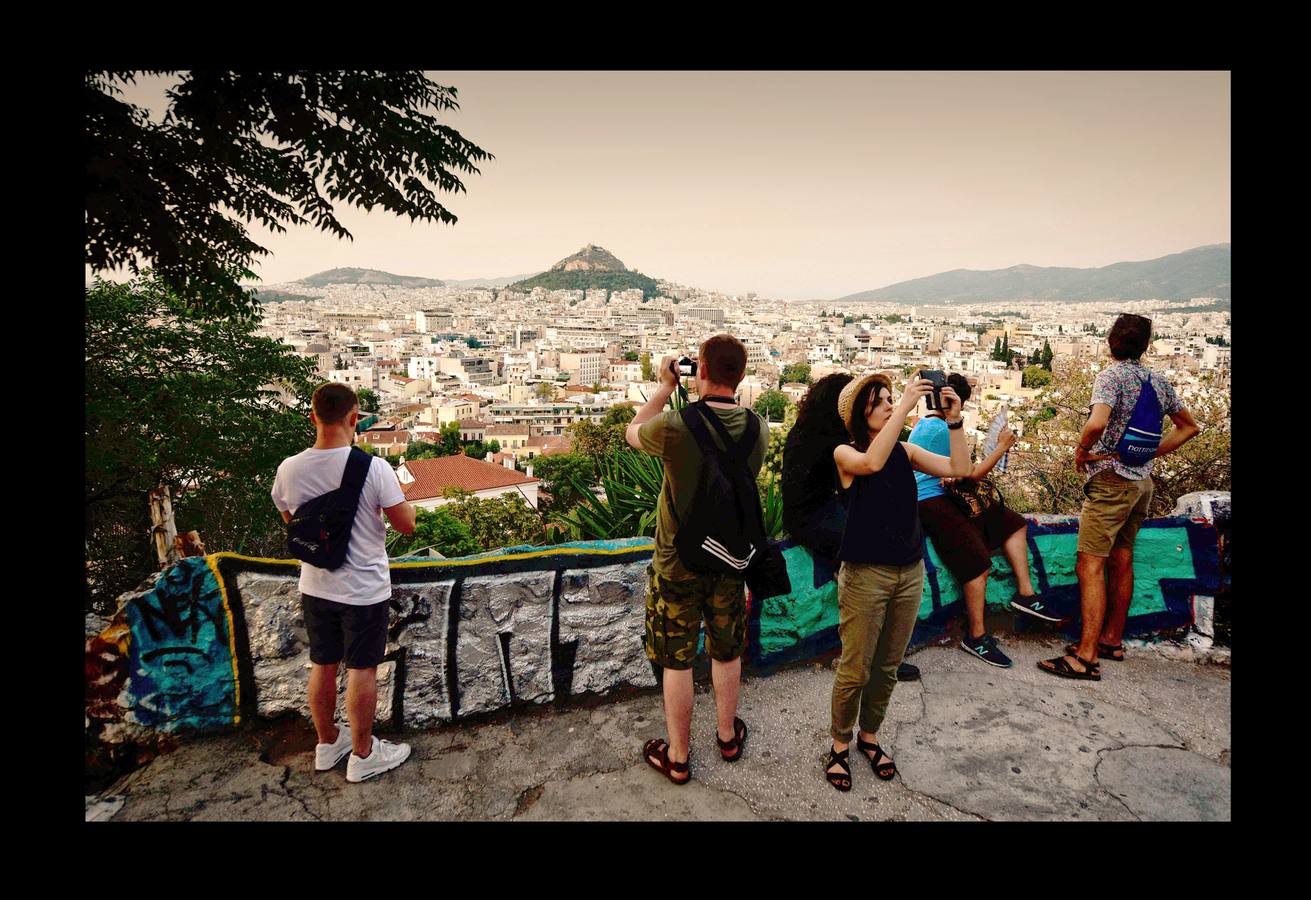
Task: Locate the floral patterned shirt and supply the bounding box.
[1086,360,1182,482]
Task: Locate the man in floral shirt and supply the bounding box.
[1039,314,1200,681]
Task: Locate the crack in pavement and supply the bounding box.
[1091,742,1188,821]
[279,765,323,822]
[897,782,991,821]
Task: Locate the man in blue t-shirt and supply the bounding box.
[910,374,1056,669]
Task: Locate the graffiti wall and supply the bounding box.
[86,504,1223,740]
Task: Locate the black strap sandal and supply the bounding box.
[823,746,852,792]
[1065,641,1126,661]
[1038,653,1101,681]
[715,717,748,762]
[643,739,690,785]
[856,735,897,780]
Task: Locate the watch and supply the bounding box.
[946,418,963,430]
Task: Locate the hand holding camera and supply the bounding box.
[939,386,963,422]
[899,377,934,413]
[658,355,679,389]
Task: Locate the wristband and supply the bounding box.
[946,418,963,430]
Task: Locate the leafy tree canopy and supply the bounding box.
[86,71,492,318]
[85,274,319,611]
[781,362,811,385]
[356,387,380,413]
[387,507,483,559]
[753,389,789,423]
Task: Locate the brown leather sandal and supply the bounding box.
[715,717,748,762]
[643,738,690,785]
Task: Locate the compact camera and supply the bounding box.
[918,369,947,411]
[676,356,698,377]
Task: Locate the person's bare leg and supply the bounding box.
[1101,544,1135,648]
[1072,552,1108,670]
[963,570,989,639]
[307,662,340,744]
[1002,527,1037,596]
[651,667,693,778]
[710,656,741,743]
[345,667,377,758]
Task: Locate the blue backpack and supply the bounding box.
[286,448,374,569]
[1114,374,1163,467]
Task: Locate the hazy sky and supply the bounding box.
[98,70,1230,300]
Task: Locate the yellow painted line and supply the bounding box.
[205,556,243,725]
[209,543,655,572]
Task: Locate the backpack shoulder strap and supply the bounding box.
[341,447,373,497]
[691,403,757,464]
[679,402,722,457]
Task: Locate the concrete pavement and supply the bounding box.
[87,634,1230,821]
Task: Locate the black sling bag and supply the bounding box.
[286,447,374,570]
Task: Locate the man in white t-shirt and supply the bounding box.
[272,383,418,782]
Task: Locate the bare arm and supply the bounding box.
[903,393,971,479]
[1154,408,1201,458]
[383,501,417,535]
[970,428,1017,480]
[625,354,677,451]
[1074,403,1114,473]
[834,379,934,477]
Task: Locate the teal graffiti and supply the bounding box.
[125,557,237,731]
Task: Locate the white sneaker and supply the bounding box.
[346,735,412,783]
[314,723,353,771]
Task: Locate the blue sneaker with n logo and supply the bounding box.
[1010,593,1063,623]
[960,633,1012,668]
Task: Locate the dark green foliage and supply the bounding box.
[753,390,789,423]
[441,491,547,549]
[85,275,319,612]
[356,388,380,413]
[508,269,661,298]
[1022,365,1054,389]
[86,71,491,319]
[530,453,597,515]
[603,405,636,426]
[1041,339,1054,370]
[465,337,483,349]
[781,363,811,385]
[551,448,664,541]
[622,351,640,361]
[387,507,483,559]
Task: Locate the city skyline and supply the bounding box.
[95,70,1230,300]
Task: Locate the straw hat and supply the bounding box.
[836,373,885,428]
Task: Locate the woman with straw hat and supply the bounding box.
[822,373,969,792]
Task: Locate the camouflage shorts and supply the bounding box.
[644,565,747,670]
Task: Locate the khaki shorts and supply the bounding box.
[1077,469,1154,557]
[643,565,747,670]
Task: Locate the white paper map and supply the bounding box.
[984,405,1009,474]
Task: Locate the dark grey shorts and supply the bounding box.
[301,594,389,669]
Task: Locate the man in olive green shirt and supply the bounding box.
[625,334,767,784]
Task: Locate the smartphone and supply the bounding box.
[918,369,946,410]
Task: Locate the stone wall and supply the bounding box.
[86,496,1226,742]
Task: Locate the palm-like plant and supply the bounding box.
[552,447,665,541]
[759,474,785,539]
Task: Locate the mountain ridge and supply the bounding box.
[839,244,1231,304]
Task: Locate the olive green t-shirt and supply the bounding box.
[637,405,769,580]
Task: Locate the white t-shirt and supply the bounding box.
[271,447,406,605]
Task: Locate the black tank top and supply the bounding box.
[837,441,923,566]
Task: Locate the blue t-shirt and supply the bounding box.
[908,416,949,501]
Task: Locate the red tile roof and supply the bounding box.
[399,455,539,501]
[369,430,411,445]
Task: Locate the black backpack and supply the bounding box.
[673,401,767,577]
[286,447,374,570]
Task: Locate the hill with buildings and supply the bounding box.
[299,268,446,288]
[839,244,1231,304]
[508,245,662,298]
